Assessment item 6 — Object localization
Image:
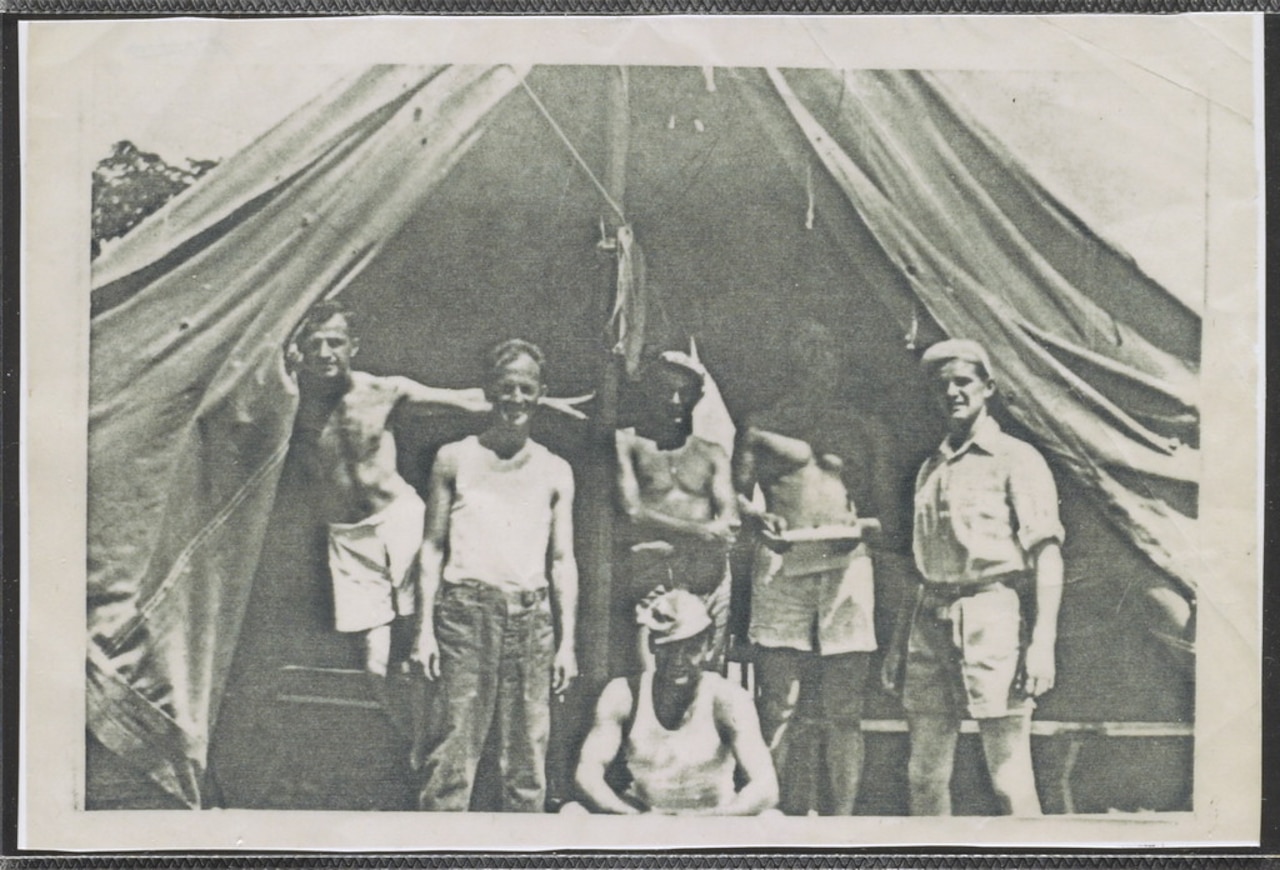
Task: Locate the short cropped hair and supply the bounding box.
[487,338,546,381]
[297,300,359,340]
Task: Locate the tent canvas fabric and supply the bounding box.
[88,64,1199,809]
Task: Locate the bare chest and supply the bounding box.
[633,444,714,498]
[295,384,399,464]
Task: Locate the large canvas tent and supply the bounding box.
[88,62,1203,811]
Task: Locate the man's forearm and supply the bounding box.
[1030,542,1063,646]
[551,560,578,650]
[439,386,489,414]
[400,380,491,416]
[577,771,641,815]
[416,543,445,641]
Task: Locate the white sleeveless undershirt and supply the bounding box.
[443,435,564,594]
[624,672,736,813]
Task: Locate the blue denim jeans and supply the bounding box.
[417,580,554,812]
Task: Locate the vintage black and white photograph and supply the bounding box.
[18,15,1261,849]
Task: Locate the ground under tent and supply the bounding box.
[87,63,1200,814]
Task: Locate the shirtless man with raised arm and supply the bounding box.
[614,352,739,674]
[732,320,897,816]
[289,303,585,705]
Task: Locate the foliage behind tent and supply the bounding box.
[91,141,218,259]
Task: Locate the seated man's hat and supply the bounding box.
[636,587,712,646]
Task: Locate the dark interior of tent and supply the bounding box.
[88,65,1195,815]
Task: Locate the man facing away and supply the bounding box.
[413,339,578,813]
[569,588,778,815]
[614,351,739,674]
[732,320,897,816]
[898,338,1064,816]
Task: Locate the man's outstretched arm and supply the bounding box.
[391,376,489,415]
[392,376,592,419]
[573,679,643,815]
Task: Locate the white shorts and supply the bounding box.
[327,486,426,633]
[749,542,877,655]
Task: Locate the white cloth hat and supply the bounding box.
[635,587,712,646]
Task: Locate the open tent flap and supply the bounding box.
[764,67,1198,592]
[88,64,530,807]
[87,64,1200,808]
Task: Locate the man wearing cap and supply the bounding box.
[568,588,778,815]
[898,338,1064,816]
[614,351,739,674]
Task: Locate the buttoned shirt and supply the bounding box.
[913,415,1063,585]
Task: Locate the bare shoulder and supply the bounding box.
[595,676,635,718]
[706,673,754,719]
[536,442,575,485]
[688,435,729,464]
[352,372,405,404]
[431,438,470,474]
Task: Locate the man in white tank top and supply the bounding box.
[568,589,777,815]
[412,340,579,812]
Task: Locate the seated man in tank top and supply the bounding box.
[566,589,778,815]
[412,339,579,813]
[614,352,739,675]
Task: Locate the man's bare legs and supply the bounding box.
[364,623,392,676]
[907,712,1041,816]
[977,713,1041,815]
[906,713,959,816]
[361,622,421,764]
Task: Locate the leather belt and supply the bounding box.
[918,574,1023,621]
[445,579,549,611]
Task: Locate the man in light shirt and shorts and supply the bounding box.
[898,338,1065,816]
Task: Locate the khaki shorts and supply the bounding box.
[901,581,1032,719]
[327,486,426,633]
[748,543,877,655]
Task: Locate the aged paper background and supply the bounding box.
[19,14,1262,849]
